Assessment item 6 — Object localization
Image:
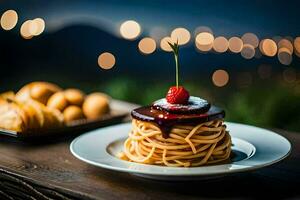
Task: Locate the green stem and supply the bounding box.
[175,53,179,88]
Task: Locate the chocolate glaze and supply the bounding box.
[131,105,225,138]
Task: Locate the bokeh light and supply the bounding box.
[278,39,293,54]
[138,37,156,54]
[278,47,292,65]
[242,33,259,48]
[213,36,229,53]
[260,39,277,57]
[0,10,18,30]
[160,36,173,52]
[120,20,141,40]
[195,32,214,52]
[294,37,300,56]
[228,37,243,53]
[258,64,272,79]
[241,44,255,59]
[30,18,45,36]
[171,27,191,45]
[283,68,297,83]
[20,20,33,39]
[98,52,116,69]
[212,69,229,87]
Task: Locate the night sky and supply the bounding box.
[0,1,299,91]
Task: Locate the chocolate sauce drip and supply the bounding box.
[131,105,225,138]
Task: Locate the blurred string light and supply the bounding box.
[283,68,297,83]
[170,27,191,45]
[278,39,293,54]
[278,48,292,65]
[20,20,33,39]
[120,20,141,40]
[257,64,272,79]
[212,69,229,87]
[98,52,115,69]
[20,18,45,39]
[160,36,173,52]
[31,18,45,36]
[294,37,300,57]
[228,37,243,53]
[212,36,228,53]
[0,10,18,30]
[241,44,255,59]
[241,33,259,48]
[259,39,277,57]
[195,32,214,52]
[138,37,156,54]
[277,38,293,65]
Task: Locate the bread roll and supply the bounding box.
[83,93,109,119]
[16,82,62,105]
[63,105,84,122]
[47,92,68,111]
[64,89,85,106]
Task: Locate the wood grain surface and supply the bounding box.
[0,101,299,199]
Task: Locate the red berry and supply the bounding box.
[166,86,190,104]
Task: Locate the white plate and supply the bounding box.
[70,122,291,180]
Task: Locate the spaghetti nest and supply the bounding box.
[119,119,231,167]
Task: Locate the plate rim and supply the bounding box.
[70,122,292,177]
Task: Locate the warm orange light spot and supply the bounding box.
[278,47,292,65]
[171,27,191,45]
[294,37,300,56]
[228,37,243,53]
[212,69,229,87]
[213,36,229,53]
[98,52,116,69]
[120,20,141,40]
[160,37,173,52]
[0,10,18,30]
[278,39,293,54]
[30,18,45,36]
[195,32,214,52]
[260,39,277,57]
[241,44,255,59]
[242,33,259,48]
[20,20,33,39]
[138,37,156,54]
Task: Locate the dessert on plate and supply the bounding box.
[119,42,231,167]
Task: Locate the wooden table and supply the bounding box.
[0,100,299,200]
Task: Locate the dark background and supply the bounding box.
[0,0,300,131]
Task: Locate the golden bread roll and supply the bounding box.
[63,105,84,122]
[83,92,109,119]
[64,89,85,106]
[0,101,27,132]
[16,82,62,105]
[0,95,63,132]
[47,92,68,111]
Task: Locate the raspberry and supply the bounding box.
[166,86,190,104]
